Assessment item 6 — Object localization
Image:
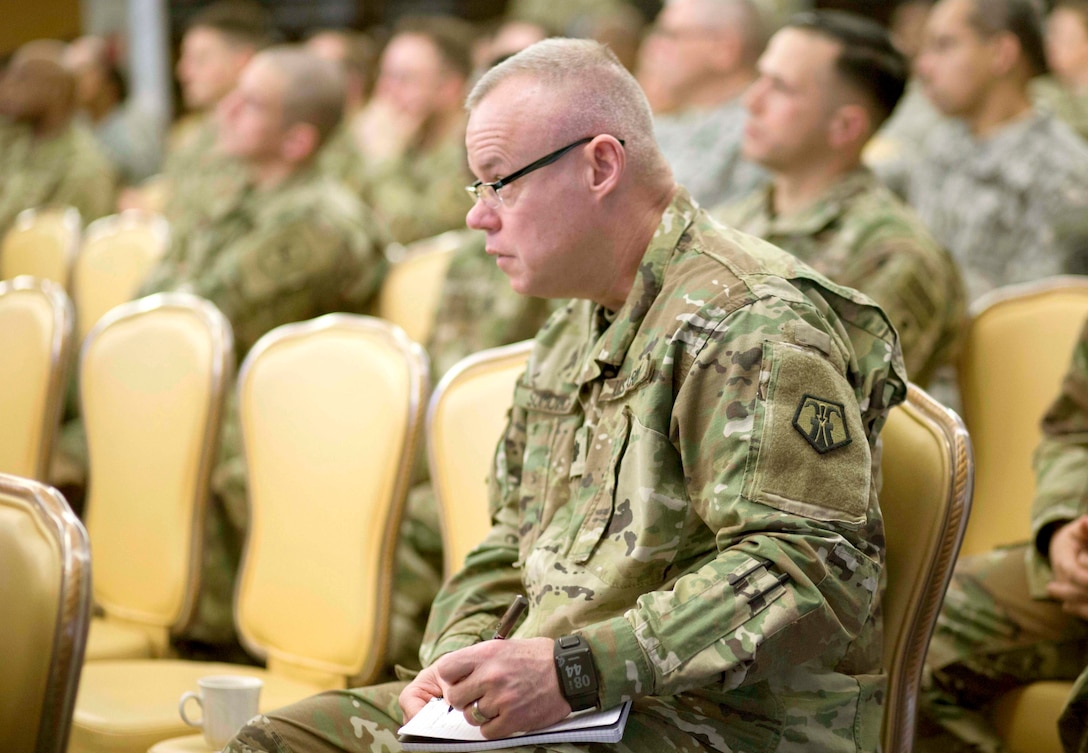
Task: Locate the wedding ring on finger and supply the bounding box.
[469,700,495,725]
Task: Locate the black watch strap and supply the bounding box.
[554,634,599,711]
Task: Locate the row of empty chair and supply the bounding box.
[0,206,171,341]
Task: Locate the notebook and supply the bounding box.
[397,697,632,752]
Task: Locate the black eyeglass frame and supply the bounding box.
[466,136,625,205]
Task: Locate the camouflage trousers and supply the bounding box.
[225,683,750,753]
[917,545,1088,752]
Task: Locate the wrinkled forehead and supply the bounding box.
[466,76,568,167]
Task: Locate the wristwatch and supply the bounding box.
[554,634,599,711]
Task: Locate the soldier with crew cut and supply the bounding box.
[60,46,389,653]
[226,37,907,753]
[876,0,1088,301]
[716,10,965,388]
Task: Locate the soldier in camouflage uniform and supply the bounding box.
[1030,0,1088,142]
[716,11,965,387]
[227,38,906,753]
[876,0,1088,302]
[348,18,476,244]
[88,47,387,651]
[120,1,272,216]
[0,48,116,234]
[637,0,769,208]
[918,316,1088,753]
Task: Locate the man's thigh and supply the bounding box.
[227,685,724,753]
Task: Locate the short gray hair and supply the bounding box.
[466,38,667,180]
[257,46,346,144]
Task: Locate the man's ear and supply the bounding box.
[282,122,320,164]
[828,103,870,151]
[989,30,1021,77]
[585,135,626,200]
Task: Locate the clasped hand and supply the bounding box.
[1048,515,1088,619]
[398,636,572,739]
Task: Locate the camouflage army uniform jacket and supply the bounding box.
[0,118,117,233]
[425,230,561,382]
[876,109,1088,301]
[138,163,389,361]
[1028,315,1088,599]
[715,167,965,387]
[420,188,907,753]
[317,120,369,197]
[160,116,249,231]
[654,98,768,209]
[360,129,473,244]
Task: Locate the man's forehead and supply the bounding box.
[467,79,556,161]
[930,0,972,33]
[763,29,837,78]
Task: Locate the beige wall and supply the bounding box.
[0,0,82,58]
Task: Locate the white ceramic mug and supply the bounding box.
[179,675,263,749]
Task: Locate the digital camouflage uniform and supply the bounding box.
[876,109,1088,302]
[359,131,473,244]
[139,165,389,646]
[0,118,117,234]
[389,229,562,677]
[227,187,908,753]
[919,316,1088,753]
[714,167,966,387]
[654,98,769,210]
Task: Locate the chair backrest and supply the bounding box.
[957,275,1088,556]
[71,210,170,340]
[82,293,233,642]
[879,383,973,753]
[0,277,75,480]
[427,340,533,579]
[234,314,427,688]
[0,473,92,753]
[377,229,465,343]
[0,206,81,288]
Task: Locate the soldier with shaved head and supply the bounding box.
[69,47,388,654]
[226,37,906,753]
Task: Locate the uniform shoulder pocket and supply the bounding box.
[742,340,872,524]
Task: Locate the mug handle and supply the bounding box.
[179,691,204,728]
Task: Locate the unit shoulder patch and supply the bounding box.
[792,394,852,454]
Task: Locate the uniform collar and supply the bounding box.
[575,186,700,385]
[757,167,876,237]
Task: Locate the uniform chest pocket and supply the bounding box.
[568,408,690,588]
[511,380,579,561]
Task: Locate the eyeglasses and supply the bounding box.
[466,136,625,208]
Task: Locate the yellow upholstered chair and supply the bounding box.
[0,276,75,480]
[427,340,532,578]
[0,206,82,287]
[72,314,428,753]
[957,275,1088,557]
[71,210,170,340]
[377,228,468,343]
[79,294,233,663]
[954,276,1088,753]
[0,473,92,753]
[879,384,973,753]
